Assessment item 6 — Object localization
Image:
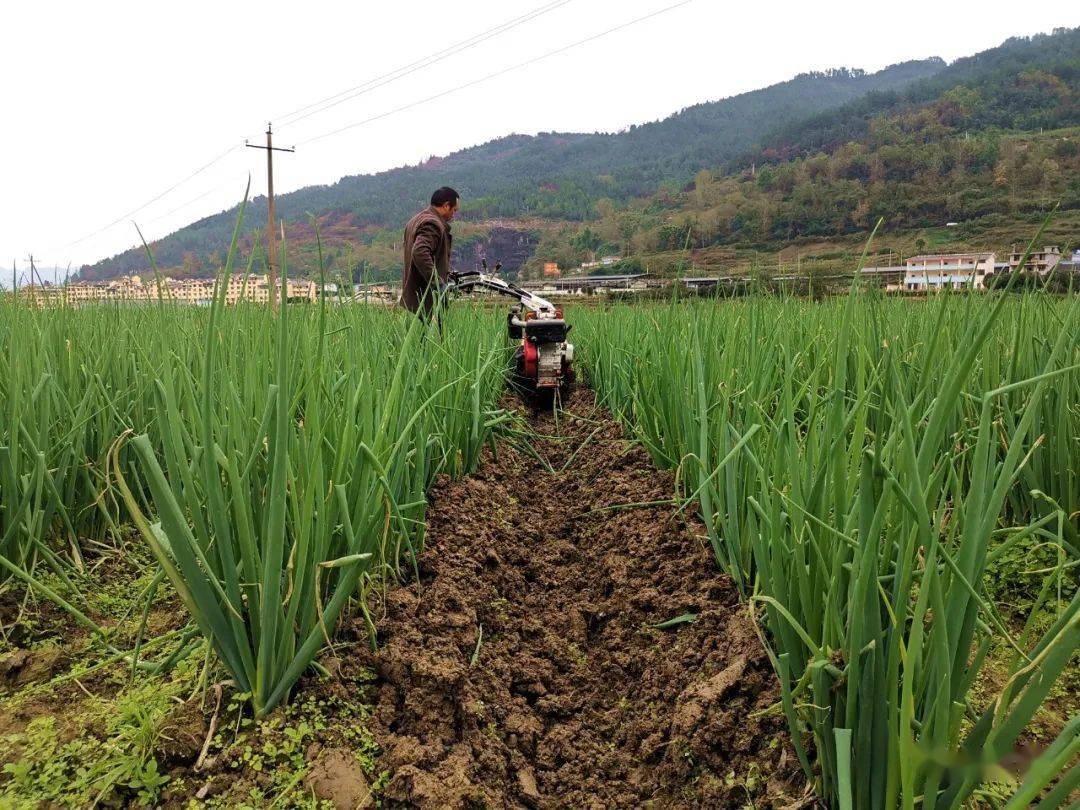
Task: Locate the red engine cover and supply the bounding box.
[522,338,538,379]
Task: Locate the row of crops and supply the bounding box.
[576,290,1079,808]
[1,247,510,717]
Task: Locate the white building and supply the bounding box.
[903,252,996,291]
[1008,245,1062,275]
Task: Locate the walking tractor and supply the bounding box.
[447,260,574,400]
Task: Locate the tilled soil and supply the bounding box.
[358,389,806,808]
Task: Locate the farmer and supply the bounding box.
[400,186,459,321]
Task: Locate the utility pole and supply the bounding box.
[27,255,39,307]
[246,123,295,309]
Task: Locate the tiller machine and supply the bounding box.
[447,260,574,400]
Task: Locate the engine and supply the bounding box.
[508,306,575,395]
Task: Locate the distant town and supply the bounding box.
[14,245,1080,307]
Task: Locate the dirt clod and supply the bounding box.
[0,646,64,689]
[516,767,540,805]
[156,698,209,765]
[305,747,373,809]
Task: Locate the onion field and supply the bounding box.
[1,249,1077,806]
[1,288,508,705]
[579,292,1080,808]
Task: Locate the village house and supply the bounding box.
[1008,245,1062,275]
[579,255,620,271]
[902,252,997,291]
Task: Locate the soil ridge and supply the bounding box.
[359,388,805,808]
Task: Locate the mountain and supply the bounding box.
[610,27,1080,253]
[742,26,1080,166]
[82,27,1080,285]
[82,58,944,281]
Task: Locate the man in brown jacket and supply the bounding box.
[400,186,459,320]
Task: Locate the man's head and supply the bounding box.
[430,187,460,222]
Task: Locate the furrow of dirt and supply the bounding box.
[354,388,806,808]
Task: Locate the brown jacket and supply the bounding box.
[400,206,452,316]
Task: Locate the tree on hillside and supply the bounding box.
[181,251,204,277]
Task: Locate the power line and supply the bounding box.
[296,0,694,147]
[141,173,252,226]
[272,0,574,131]
[63,144,242,248]
[58,2,678,259]
[62,3,569,254]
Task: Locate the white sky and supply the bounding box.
[2,0,1076,283]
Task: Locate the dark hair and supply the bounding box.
[430,187,460,207]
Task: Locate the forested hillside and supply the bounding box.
[81,27,1080,284]
[542,124,1079,274]
[744,27,1080,165]
[517,26,1080,275]
[546,28,1080,261]
[83,58,942,280]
